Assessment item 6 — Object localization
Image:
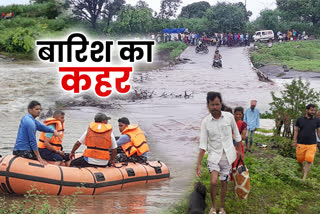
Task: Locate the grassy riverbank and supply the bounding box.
[156,42,188,61]
[0,189,77,214]
[250,41,320,72]
[168,132,320,214]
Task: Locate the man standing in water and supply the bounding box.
[13,100,61,165]
[196,92,242,214]
[244,100,260,153]
[293,104,320,180]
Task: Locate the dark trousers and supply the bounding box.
[70,156,107,168]
[13,150,37,160]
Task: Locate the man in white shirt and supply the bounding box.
[70,113,117,168]
[196,92,243,214]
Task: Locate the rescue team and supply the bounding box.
[13,100,149,167]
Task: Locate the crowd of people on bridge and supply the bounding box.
[159,32,252,47]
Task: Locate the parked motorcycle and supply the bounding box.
[195,44,209,54]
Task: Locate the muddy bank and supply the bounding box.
[259,64,320,80]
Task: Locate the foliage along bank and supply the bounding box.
[250,41,320,72]
[156,42,188,61]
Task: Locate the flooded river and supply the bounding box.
[0,45,317,213]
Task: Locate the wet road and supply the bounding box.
[0,45,283,213]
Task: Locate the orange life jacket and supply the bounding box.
[121,124,149,157]
[83,122,112,160]
[38,117,64,151]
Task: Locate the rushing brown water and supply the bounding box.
[2,45,317,213]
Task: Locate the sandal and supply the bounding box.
[218,208,226,214]
[209,208,217,214]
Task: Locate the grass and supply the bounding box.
[0,188,78,214]
[156,41,188,60]
[168,132,320,214]
[250,41,320,72]
[256,128,273,133]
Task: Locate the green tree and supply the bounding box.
[103,0,125,28]
[108,5,153,35]
[269,78,320,138]
[168,17,209,33]
[159,0,182,19]
[178,1,210,18]
[276,0,320,25]
[233,2,252,21]
[255,9,281,32]
[135,0,149,9]
[244,21,258,34]
[28,0,66,19]
[30,0,52,3]
[206,2,249,33]
[69,0,106,29]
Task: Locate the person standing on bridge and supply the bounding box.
[196,92,243,214]
[244,100,260,153]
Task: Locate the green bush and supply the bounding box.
[250,41,320,72]
[0,188,78,214]
[5,27,39,53]
[10,17,37,28]
[295,48,315,59]
[269,136,296,158]
[169,150,320,214]
[0,23,5,31]
[260,111,274,119]
[0,3,61,19]
[47,19,66,31]
[156,41,188,60]
[1,19,19,28]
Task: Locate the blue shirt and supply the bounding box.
[14,114,54,151]
[117,135,148,157]
[244,108,260,131]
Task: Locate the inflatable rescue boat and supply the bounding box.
[0,155,170,195]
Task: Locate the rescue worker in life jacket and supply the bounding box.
[116,117,149,162]
[38,110,71,166]
[69,113,117,168]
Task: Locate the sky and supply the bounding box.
[1,0,277,21]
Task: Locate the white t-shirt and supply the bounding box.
[78,130,117,166]
[199,111,242,165]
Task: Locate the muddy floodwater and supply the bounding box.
[0,46,318,213]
